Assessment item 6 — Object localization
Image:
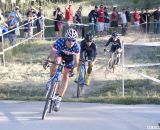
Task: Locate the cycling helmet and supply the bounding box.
[112,31,119,38]
[85,33,93,42]
[65,28,78,40]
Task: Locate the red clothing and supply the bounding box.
[97,9,104,22]
[110,11,118,21]
[65,7,73,21]
[133,12,140,22]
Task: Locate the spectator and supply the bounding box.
[7,14,17,45]
[144,8,151,34]
[88,5,98,36]
[36,7,45,38]
[120,8,127,36]
[125,7,131,27]
[97,5,105,37]
[0,9,5,22]
[26,6,37,19]
[110,7,119,32]
[74,6,83,37]
[152,7,160,34]
[65,4,73,26]
[139,8,145,32]
[8,6,22,36]
[133,8,141,30]
[104,7,110,34]
[53,7,64,37]
[0,15,8,51]
[23,11,33,38]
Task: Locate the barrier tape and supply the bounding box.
[124,63,160,68]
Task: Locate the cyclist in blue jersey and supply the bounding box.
[43,28,80,111]
[79,33,97,86]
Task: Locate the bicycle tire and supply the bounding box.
[114,56,119,65]
[108,59,113,69]
[42,81,55,120]
[77,64,86,98]
[77,83,83,98]
[49,100,54,113]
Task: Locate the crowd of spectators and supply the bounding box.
[0,3,160,51]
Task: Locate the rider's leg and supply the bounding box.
[54,67,70,112]
[50,51,61,77]
[116,48,122,65]
[58,68,70,97]
[86,61,93,86]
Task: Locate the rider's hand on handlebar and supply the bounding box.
[43,60,49,70]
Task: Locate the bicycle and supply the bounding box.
[104,49,120,76]
[76,59,91,98]
[42,60,70,120]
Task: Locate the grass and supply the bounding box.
[0,0,160,104]
[1,38,160,104]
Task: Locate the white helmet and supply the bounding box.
[65,28,78,40]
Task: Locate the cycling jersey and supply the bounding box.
[105,37,121,53]
[80,40,97,61]
[53,38,80,68]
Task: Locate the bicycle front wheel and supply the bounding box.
[77,65,86,98]
[42,82,56,120]
[77,83,83,98]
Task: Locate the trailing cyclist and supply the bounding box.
[43,28,80,112]
[78,33,97,86]
[104,31,122,65]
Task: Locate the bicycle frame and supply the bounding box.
[42,61,64,120]
[76,59,91,98]
[104,50,120,77]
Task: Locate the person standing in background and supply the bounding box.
[88,5,98,36]
[74,6,83,38]
[36,7,45,39]
[110,7,119,32]
[152,7,160,34]
[8,6,22,36]
[125,7,131,27]
[53,7,64,38]
[139,8,145,33]
[144,8,151,34]
[65,4,73,27]
[133,8,141,30]
[97,5,105,37]
[120,8,127,36]
[104,6,110,34]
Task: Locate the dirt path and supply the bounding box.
[0,35,159,99]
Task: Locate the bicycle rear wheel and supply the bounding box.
[42,82,56,120]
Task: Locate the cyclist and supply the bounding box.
[104,31,122,65]
[43,28,80,111]
[79,33,97,86]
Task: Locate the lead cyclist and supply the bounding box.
[43,28,80,112]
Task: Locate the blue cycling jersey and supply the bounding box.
[53,38,80,55]
[53,38,80,68]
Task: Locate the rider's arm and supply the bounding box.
[92,43,97,65]
[105,37,112,47]
[46,39,63,60]
[73,44,81,70]
[117,39,122,49]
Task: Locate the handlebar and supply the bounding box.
[44,59,74,77]
[46,60,65,66]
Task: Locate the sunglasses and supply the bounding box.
[67,38,76,43]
